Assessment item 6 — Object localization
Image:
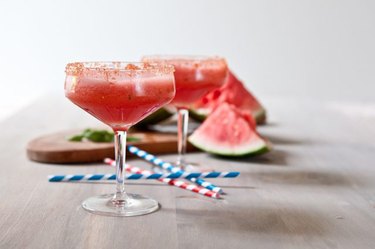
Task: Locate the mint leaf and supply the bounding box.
[68,135,84,142]
[68,129,140,143]
[86,130,114,142]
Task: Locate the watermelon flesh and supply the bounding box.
[191,70,266,124]
[188,103,271,156]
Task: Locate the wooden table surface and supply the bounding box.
[1,95,375,249]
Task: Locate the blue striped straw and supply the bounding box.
[48,171,239,182]
[127,145,224,193]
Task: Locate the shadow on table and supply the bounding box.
[60,181,164,186]
[251,169,355,187]
[211,149,289,167]
[264,134,308,146]
[258,121,278,127]
[165,206,330,236]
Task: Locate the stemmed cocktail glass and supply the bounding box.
[142,56,228,170]
[65,62,175,216]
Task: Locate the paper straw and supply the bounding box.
[49,174,115,182]
[104,158,220,199]
[48,170,238,182]
[127,145,224,193]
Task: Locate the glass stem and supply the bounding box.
[177,108,189,169]
[112,130,129,206]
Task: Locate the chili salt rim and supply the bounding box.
[142,55,227,67]
[65,61,175,76]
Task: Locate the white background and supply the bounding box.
[0,0,374,120]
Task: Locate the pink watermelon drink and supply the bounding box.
[65,64,175,131]
[143,56,228,108]
[64,62,175,217]
[142,56,228,169]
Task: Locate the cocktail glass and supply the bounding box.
[142,56,228,170]
[65,62,175,216]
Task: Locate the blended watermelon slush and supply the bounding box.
[143,56,228,108]
[65,64,175,131]
[142,56,228,169]
[64,62,176,217]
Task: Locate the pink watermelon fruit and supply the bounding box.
[188,103,271,157]
[190,70,266,124]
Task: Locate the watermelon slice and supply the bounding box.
[190,71,266,124]
[188,103,271,157]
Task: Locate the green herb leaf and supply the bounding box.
[68,135,84,142]
[68,129,140,143]
[85,130,114,142]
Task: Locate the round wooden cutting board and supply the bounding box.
[27,130,197,164]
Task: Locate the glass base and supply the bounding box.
[82,193,159,217]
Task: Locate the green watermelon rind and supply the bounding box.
[188,135,272,157]
[190,107,267,124]
[134,107,175,128]
[189,108,208,122]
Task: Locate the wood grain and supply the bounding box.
[26,130,197,163]
[1,95,375,249]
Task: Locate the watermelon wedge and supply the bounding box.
[190,71,266,124]
[188,103,271,157]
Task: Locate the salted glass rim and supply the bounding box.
[142,55,226,63]
[141,54,227,64]
[65,61,175,75]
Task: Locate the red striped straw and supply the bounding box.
[104,158,220,199]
